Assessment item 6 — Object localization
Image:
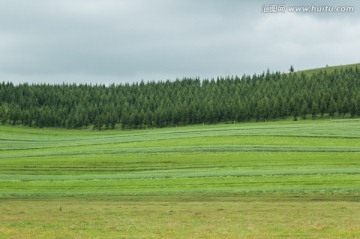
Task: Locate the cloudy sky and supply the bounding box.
[0,0,359,84]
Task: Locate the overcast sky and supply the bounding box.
[0,0,359,84]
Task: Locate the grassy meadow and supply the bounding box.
[1,119,360,238]
[298,62,360,75]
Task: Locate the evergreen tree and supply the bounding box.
[0,65,359,129]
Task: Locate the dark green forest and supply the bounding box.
[1,67,360,130]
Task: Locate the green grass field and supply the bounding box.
[1,119,360,238]
[298,63,360,75]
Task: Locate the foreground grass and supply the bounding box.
[1,119,360,238]
[1,198,360,239]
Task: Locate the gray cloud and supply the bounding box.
[0,0,359,84]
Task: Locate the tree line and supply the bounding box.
[0,67,360,130]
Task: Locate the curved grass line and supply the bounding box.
[1,168,360,181]
[2,145,360,159]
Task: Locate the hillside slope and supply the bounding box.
[298,63,360,75]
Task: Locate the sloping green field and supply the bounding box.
[299,63,360,75]
[1,119,360,198]
[1,119,360,238]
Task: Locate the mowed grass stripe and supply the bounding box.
[1,145,360,160]
[1,168,360,181]
[1,119,360,151]
[1,152,360,175]
[1,174,360,196]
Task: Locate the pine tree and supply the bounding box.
[328,97,337,118]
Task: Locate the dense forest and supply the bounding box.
[0,67,360,130]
